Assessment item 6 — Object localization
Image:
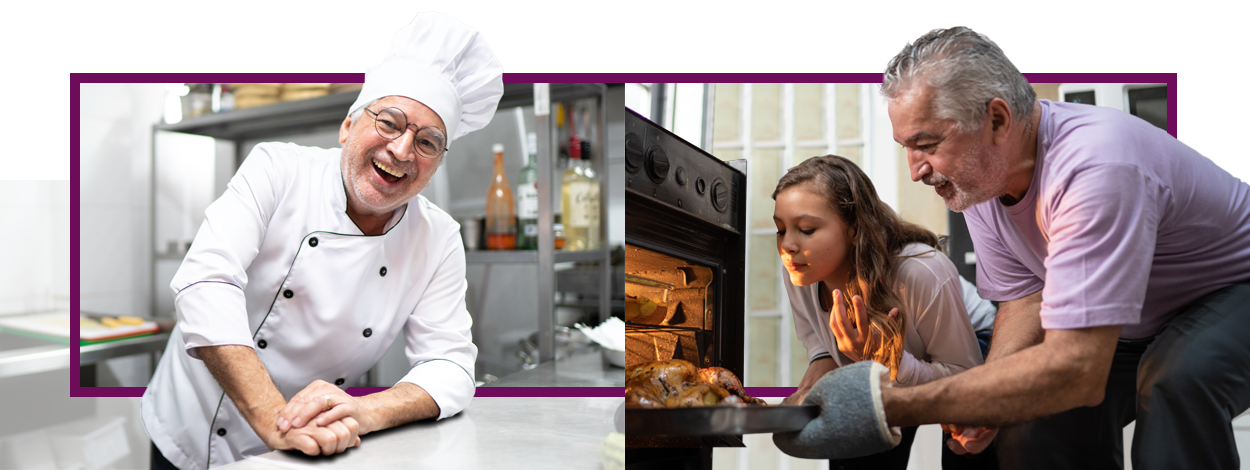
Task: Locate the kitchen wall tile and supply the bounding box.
[712,148,740,163]
[0,181,52,209]
[711,445,738,469]
[712,84,740,144]
[51,181,69,303]
[793,83,824,142]
[749,148,780,231]
[896,146,949,236]
[0,187,54,315]
[835,83,862,142]
[788,317,808,390]
[748,316,778,387]
[748,235,778,313]
[751,84,782,143]
[836,144,863,166]
[79,115,136,207]
[794,145,829,167]
[789,451,823,470]
[80,207,136,301]
[746,433,778,469]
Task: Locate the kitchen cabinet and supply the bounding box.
[153,83,615,373]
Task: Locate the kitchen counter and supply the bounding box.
[0,331,169,380]
[485,344,624,387]
[219,397,622,470]
[142,326,621,468]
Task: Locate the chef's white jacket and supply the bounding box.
[141,142,477,470]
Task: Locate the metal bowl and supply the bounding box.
[603,347,625,368]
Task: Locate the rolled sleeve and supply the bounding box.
[171,144,286,359]
[398,359,475,420]
[399,223,478,420]
[174,282,254,359]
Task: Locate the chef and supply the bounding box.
[141,12,503,470]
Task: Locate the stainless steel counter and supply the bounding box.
[486,345,624,387]
[0,331,169,380]
[221,397,623,470]
[225,342,625,467]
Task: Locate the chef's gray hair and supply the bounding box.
[349,98,384,124]
[881,27,1035,134]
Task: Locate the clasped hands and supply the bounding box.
[264,380,372,456]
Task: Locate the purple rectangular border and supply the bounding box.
[70,72,1177,398]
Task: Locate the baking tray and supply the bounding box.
[626,405,819,436]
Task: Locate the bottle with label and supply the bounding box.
[485,143,516,250]
[553,215,566,250]
[561,136,595,251]
[580,139,601,250]
[515,133,539,250]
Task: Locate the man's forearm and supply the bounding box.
[985,289,1045,362]
[883,325,1120,428]
[357,382,441,434]
[797,357,837,391]
[198,345,287,442]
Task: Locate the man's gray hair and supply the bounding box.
[349,98,383,124]
[881,27,1035,134]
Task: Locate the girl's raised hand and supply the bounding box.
[828,289,898,362]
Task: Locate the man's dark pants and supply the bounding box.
[997,283,1250,470]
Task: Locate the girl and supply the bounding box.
[774,155,990,469]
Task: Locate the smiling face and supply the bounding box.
[339,96,447,226]
[888,85,1009,212]
[774,184,855,289]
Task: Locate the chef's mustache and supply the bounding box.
[368,149,416,176]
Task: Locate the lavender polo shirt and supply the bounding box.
[964,100,1250,339]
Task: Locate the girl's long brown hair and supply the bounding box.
[772,155,941,381]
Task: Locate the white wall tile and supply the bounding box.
[52,181,69,307]
[0,182,57,315]
[79,83,163,318]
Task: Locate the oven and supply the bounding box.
[624,108,746,469]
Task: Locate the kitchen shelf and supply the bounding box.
[155,83,607,141]
[465,248,609,265]
[0,331,169,381]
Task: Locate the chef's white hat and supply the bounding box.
[348,12,504,142]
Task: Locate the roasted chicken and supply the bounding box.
[625,359,765,408]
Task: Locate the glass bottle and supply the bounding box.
[561,136,592,251]
[485,143,516,250]
[515,133,539,250]
[553,215,566,250]
[580,139,601,250]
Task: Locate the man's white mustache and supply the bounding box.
[922,173,950,186]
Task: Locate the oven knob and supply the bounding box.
[625,132,644,174]
[695,178,706,194]
[675,167,687,185]
[646,146,670,183]
[710,178,729,212]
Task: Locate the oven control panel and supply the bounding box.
[625,109,745,233]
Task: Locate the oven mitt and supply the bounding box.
[773,361,902,459]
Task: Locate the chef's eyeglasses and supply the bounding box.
[363,107,449,159]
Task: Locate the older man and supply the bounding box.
[141,13,503,470]
[775,27,1250,470]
